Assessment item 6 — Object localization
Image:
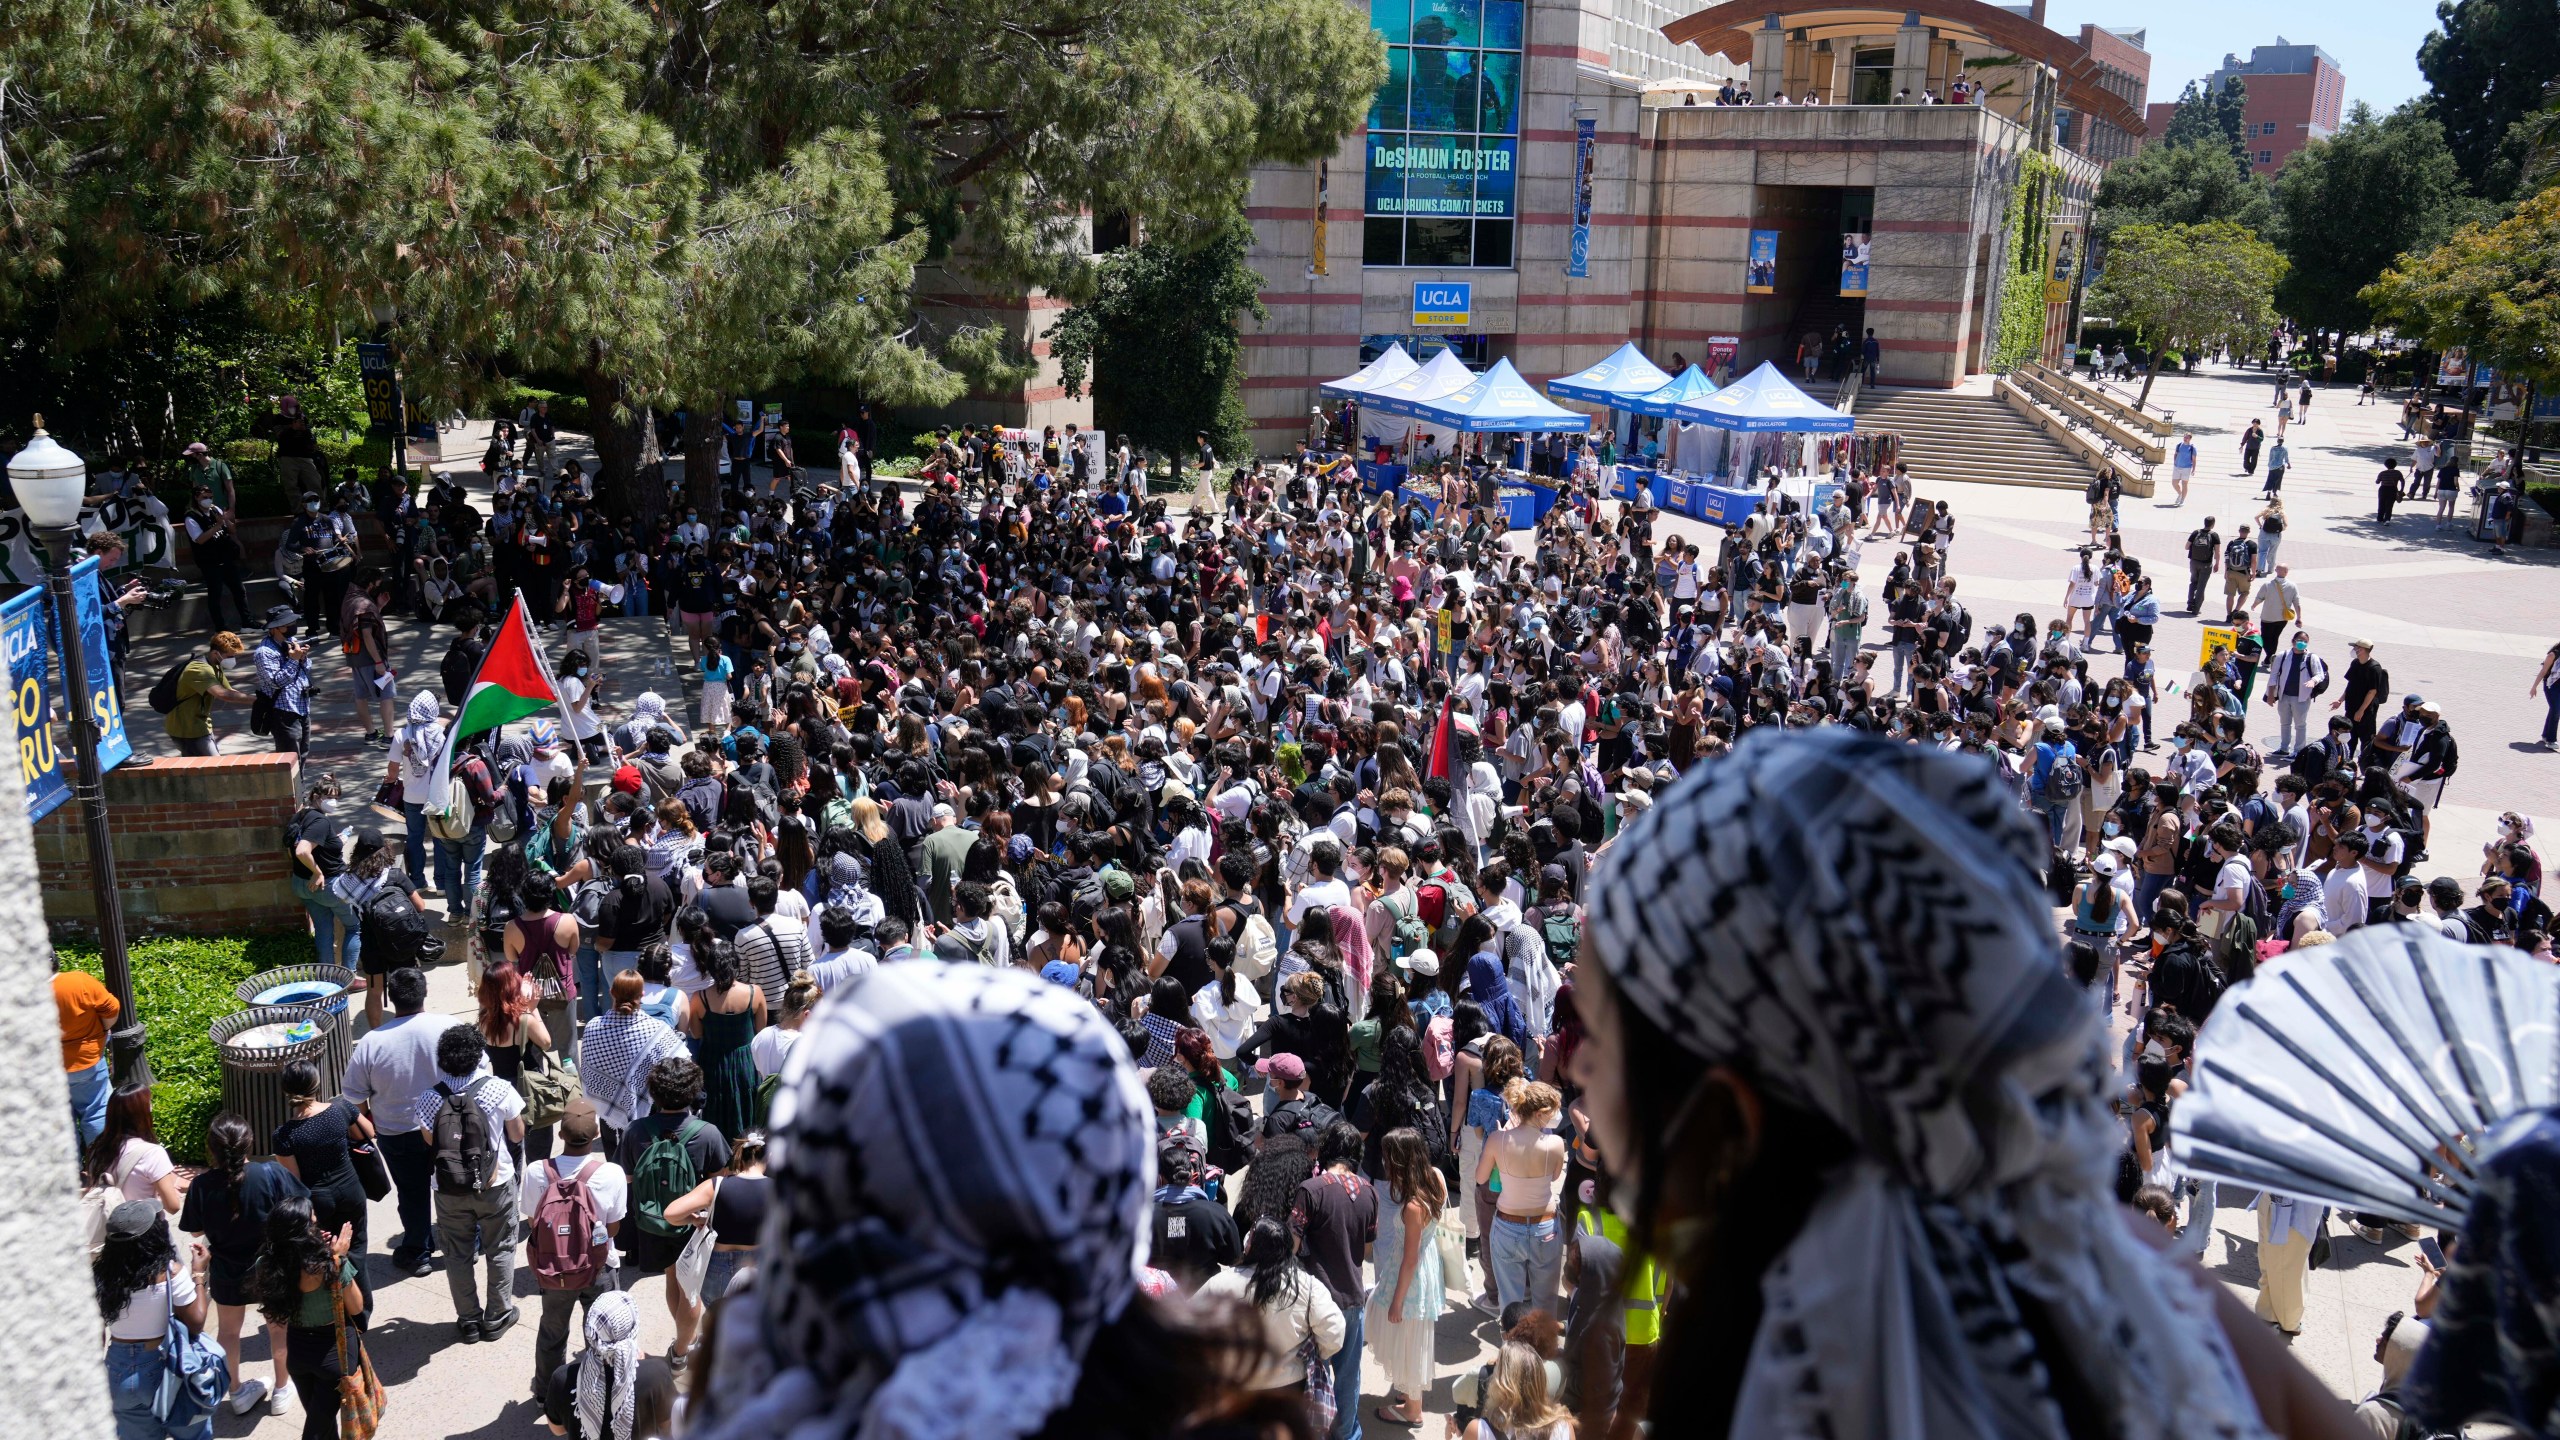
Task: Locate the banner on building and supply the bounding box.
[355,342,404,437]
[1707,335,1739,374]
[1310,160,1330,278]
[68,555,133,775]
[1839,230,1870,297]
[1567,118,1597,279]
[1746,230,1778,294]
[0,490,178,590]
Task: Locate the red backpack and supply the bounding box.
[528,1155,608,1291]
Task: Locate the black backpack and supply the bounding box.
[360,888,443,968]
[431,1077,499,1192]
[1203,1081,1257,1172]
[147,659,190,715]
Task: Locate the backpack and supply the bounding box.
[2047,751,2087,801]
[1230,900,1278,982]
[2224,538,2253,571]
[359,890,443,968]
[1203,1082,1257,1172]
[484,782,525,846]
[724,773,780,831]
[2188,529,2218,565]
[1267,1096,1341,1145]
[2084,475,2107,505]
[987,872,1027,947]
[146,659,190,715]
[1538,910,1580,968]
[1380,891,1428,962]
[527,1155,608,1292]
[752,1071,784,1131]
[632,1116,708,1239]
[431,1077,499,1193]
[425,764,480,842]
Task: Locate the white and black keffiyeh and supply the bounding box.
[1588,728,2271,1440]
[575,1290,641,1440]
[693,962,1153,1440]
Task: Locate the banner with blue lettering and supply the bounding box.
[70,555,134,773]
[1567,118,1596,279]
[5,584,69,823]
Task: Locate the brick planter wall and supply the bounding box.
[35,754,301,939]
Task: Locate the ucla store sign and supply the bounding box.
[1412,282,1472,327]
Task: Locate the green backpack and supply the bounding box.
[1539,910,1580,968]
[632,1116,707,1239]
[1382,891,1428,961]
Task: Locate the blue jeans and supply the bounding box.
[105,1338,214,1440]
[2034,794,2071,849]
[577,943,606,1022]
[435,825,486,904]
[293,875,357,969]
[1486,1213,1564,1316]
[1330,1302,1365,1440]
[67,1058,112,1149]
[402,801,430,889]
[2133,871,2171,925]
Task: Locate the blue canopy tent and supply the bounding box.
[1358,349,1479,419]
[1620,364,1719,418]
[1667,360,1853,432]
[1544,342,1674,406]
[1317,342,1420,400]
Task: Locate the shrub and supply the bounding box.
[56,933,309,1164]
[2528,483,2560,521]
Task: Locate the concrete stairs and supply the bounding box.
[1852,386,2098,491]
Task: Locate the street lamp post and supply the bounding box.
[8,418,149,1088]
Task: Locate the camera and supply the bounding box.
[126,566,193,610]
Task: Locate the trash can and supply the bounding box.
[213,1006,340,1157]
[236,963,356,1084]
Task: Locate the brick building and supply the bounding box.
[2208,40,2345,174]
[1236,0,2142,442]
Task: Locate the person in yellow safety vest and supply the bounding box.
[1572,1199,1661,1439]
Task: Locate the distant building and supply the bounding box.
[2207,39,2345,174]
[2062,25,2150,163]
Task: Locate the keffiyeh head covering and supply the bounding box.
[2406,1109,2560,1438]
[575,1291,641,1440]
[695,963,1154,1440]
[1586,728,2270,1440]
[400,691,445,771]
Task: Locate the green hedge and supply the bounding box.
[57,933,310,1164]
[2528,483,2560,521]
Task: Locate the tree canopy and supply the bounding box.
[2089,220,2288,407]
[2161,77,2251,168]
[2418,0,2560,202]
[2092,139,2274,245]
[1048,221,1264,464]
[0,0,1382,515]
[2273,102,2477,339]
[2363,186,2560,388]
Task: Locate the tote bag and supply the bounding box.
[336,1285,386,1439]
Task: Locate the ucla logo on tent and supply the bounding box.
[1411,281,1471,327]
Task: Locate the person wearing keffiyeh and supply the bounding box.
[540,1290,675,1440]
[689,962,1306,1440]
[1571,727,2351,1440]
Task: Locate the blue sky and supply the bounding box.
[2038,0,2433,115]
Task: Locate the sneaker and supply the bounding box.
[417,886,446,900]
[269,1382,295,1416]
[457,1318,484,1344]
[481,1306,521,1341]
[228,1380,269,1416]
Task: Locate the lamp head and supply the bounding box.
[7,416,87,530]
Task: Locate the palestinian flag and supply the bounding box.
[423,593,571,808]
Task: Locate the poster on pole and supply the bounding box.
[1745,230,1778,294]
[1839,231,1870,297]
[1310,159,1330,278]
[355,342,405,437]
[2436,347,2469,388]
[69,556,133,774]
[4,584,68,823]
[1567,118,1597,279]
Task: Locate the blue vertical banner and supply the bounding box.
[355,342,404,437]
[69,555,133,773]
[4,584,68,823]
[1746,229,1779,293]
[1567,117,1596,279]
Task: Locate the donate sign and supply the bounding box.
[1412,281,1472,327]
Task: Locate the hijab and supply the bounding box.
[1586,728,2270,1440]
[1467,950,1530,1053]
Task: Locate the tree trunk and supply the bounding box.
[580,356,654,528]
[683,405,722,517]
[2136,355,2161,411]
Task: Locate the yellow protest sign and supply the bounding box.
[2199,625,2239,668]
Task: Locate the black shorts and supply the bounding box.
[209,1256,257,1309]
[622,1227,686,1277]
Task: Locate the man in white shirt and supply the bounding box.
[344,967,464,1275]
[2194,825,2251,941]
[1286,839,1354,932]
[809,905,879,994]
[2321,833,2372,936]
[421,1025,527,1342]
[520,1098,628,1388]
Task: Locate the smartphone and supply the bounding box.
[2418,1235,2447,1269]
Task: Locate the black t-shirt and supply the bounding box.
[1161,914,1213,992]
[605,874,676,952]
[271,1097,363,1205]
[695,883,758,940]
[1149,1192,1241,1288]
[289,807,349,880]
[1291,1169,1376,1312]
[544,1357,676,1436]
[180,1159,309,1272]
